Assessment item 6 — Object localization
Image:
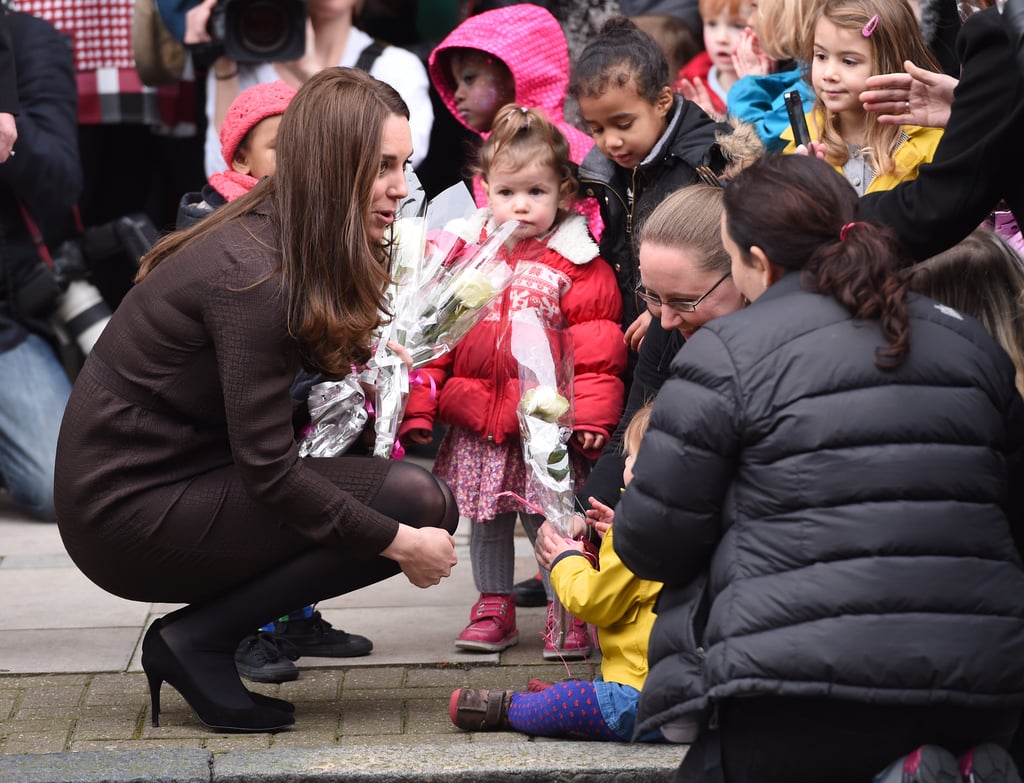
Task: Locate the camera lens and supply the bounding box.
[53,280,112,356]
[238,0,290,55]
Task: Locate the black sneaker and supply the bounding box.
[513,573,547,608]
[272,611,373,658]
[234,633,300,683]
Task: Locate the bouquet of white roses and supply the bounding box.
[509,308,577,537]
[365,181,519,458]
[509,308,584,651]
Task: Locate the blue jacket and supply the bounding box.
[727,67,815,154]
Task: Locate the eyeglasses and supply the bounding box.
[635,271,732,314]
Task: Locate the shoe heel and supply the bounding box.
[141,619,294,733]
[145,669,162,727]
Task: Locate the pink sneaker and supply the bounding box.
[455,593,519,652]
[543,601,591,661]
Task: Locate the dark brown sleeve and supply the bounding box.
[203,244,400,554]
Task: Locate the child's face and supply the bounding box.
[449,51,516,132]
[577,81,673,170]
[811,17,873,118]
[231,115,283,180]
[484,159,564,241]
[623,441,639,487]
[703,10,747,75]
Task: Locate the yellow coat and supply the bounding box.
[781,109,944,193]
[549,526,662,691]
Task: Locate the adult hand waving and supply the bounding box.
[860,60,957,128]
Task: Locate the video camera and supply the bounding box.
[206,0,306,63]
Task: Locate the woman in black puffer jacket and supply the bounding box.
[615,154,1024,783]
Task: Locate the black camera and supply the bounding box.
[206,0,306,63]
[14,214,158,358]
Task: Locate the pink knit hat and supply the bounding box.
[219,80,297,166]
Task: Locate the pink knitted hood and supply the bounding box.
[428,4,593,168]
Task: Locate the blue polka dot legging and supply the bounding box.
[507,680,620,740]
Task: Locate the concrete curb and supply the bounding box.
[0,743,684,783]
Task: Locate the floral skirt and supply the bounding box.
[433,426,589,522]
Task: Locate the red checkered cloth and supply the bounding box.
[16,0,196,132]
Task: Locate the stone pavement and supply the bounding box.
[0,486,684,782]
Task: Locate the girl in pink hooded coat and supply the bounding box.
[428,4,603,238]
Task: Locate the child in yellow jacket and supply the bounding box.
[448,405,663,741]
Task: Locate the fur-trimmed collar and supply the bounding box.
[453,209,600,266]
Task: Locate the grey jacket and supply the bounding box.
[615,273,1024,733]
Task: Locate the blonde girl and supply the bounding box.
[789,0,944,193]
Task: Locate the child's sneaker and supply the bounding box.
[960,743,1024,783]
[542,601,591,660]
[448,687,512,730]
[454,593,518,651]
[873,745,961,783]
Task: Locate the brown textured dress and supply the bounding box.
[54,209,397,604]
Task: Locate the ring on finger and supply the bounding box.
[905,101,911,113]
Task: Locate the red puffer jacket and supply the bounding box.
[400,212,626,461]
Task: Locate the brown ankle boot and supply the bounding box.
[448,687,513,730]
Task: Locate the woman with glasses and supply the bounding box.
[576,183,745,535]
[614,153,1024,783]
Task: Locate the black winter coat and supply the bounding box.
[615,274,1024,733]
[0,11,80,351]
[578,96,729,330]
[860,6,1024,259]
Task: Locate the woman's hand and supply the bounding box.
[585,496,614,539]
[733,28,774,78]
[184,0,217,44]
[381,523,457,588]
[534,520,582,571]
[574,430,606,452]
[860,60,956,128]
[386,341,413,369]
[678,77,721,120]
[625,309,652,351]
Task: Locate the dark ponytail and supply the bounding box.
[722,155,911,369]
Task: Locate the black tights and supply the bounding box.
[156,460,458,708]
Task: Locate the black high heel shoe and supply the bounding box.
[142,621,294,732]
[146,617,295,714]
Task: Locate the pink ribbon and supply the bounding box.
[409,370,437,401]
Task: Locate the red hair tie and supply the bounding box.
[840,222,859,241]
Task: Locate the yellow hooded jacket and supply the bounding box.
[549,526,662,690]
[781,109,944,193]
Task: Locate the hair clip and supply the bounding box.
[861,13,879,36]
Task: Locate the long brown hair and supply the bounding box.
[722,154,911,369]
[907,229,1024,395]
[137,68,410,375]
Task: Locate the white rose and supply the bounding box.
[391,217,425,275]
[520,386,570,423]
[451,268,497,309]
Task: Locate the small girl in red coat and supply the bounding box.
[401,104,627,661]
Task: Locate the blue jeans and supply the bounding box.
[0,334,71,521]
